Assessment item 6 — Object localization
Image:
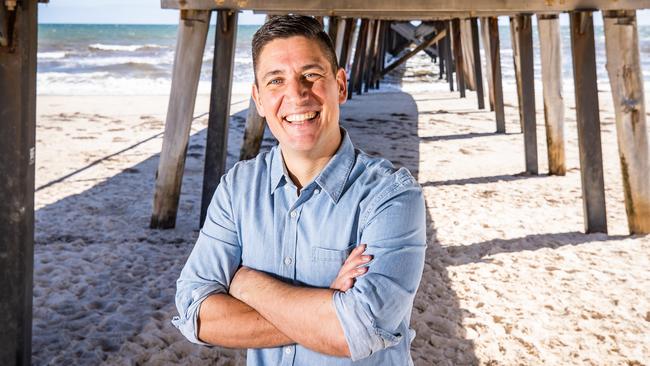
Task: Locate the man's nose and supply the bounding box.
[285,77,310,103]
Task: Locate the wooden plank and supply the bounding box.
[445,20,454,91]
[470,17,485,109]
[201,10,239,226]
[0,1,37,365]
[150,10,211,229]
[538,14,566,176]
[239,98,266,161]
[452,18,466,97]
[480,17,495,111]
[161,0,650,13]
[570,10,608,233]
[603,10,650,234]
[512,14,538,174]
[357,19,371,94]
[334,18,347,61]
[381,29,447,76]
[372,20,384,88]
[488,16,506,133]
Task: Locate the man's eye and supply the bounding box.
[268,79,282,85]
[304,73,321,80]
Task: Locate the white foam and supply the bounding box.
[88,43,165,52]
[39,52,67,59]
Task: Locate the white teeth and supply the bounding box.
[285,111,317,122]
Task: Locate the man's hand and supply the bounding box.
[330,244,372,292]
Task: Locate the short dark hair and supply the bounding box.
[252,15,339,84]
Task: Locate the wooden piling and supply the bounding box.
[339,18,355,69]
[487,17,506,133]
[512,14,538,175]
[334,18,347,62]
[356,19,370,95]
[460,19,476,91]
[452,19,466,97]
[349,19,368,98]
[603,10,650,234]
[200,10,239,226]
[538,14,566,176]
[445,21,454,91]
[570,11,608,233]
[480,17,495,111]
[364,20,377,92]
[328,16,339,45]
[239,98,266,161]
[151,10,211,229]
[470,17,485,110]
[510,16,525,131]
[0,1,37,365]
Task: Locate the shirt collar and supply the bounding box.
[270,128,355,203]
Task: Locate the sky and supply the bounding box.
[38,0,650,26]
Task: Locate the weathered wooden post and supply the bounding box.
[603,10,650,234]
[570,10,608,233]
[239,99,265,161]
[328,16,339,45]
[460,19,476,91]
[201,9,238,226]
[510,16,525,131]
[364,20,377,92]
[151,9,211,229]
[470,17,485,110]
[445,21,454,91]
[512,14,538,175]
[349,19,368,98]
[480,17,495,111]
[452,19,466,97]
[339,18,355,69]
[356,19,370,95]
[487,17,505,133]
[334,18,347,62]
[0,1,37,365]
[538,14,566,176]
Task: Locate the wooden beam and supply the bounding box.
[161,0,650,13]
[538,14,566,176]
[512,14,538,175]
[570,10,608,233]
[372,20,385,88]
[603,10,650,234]
[381,29,447,76]
[201,10,239,226]
[480,17,495,111]
[460,19,476,90]
[0,1,37,365]
[487,16,506,133]
[452,19,466,97]
[470,17,485,109]
[151,10,211,229]
[334,18,347,61]
[328,16,339,44]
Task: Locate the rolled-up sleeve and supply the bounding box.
[333,174,426,361]
[171,173,241,345]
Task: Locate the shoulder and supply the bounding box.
[221,149,273,188]
[352,150,423,223]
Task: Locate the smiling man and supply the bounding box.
[172,15,427,365]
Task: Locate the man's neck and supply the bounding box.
[281,134,342,193]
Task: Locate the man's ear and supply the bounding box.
[336,68,348,105]
[251,83,265,117]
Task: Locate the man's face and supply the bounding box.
[252,36,347,157]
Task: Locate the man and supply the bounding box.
[172,15,426,365]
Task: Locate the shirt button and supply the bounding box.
[290,211,297,218]
[314,189,320,194]
[284,346,292,354]
[284,256,293,265]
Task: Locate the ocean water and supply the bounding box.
[37,23,650,95]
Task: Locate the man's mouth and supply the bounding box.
[283,111,320,125]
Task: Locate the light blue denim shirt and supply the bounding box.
[172,129,426,365]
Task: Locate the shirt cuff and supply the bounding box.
[332,290,403,361]
[172,284,226,346]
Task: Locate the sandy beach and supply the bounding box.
[32,50,650,365]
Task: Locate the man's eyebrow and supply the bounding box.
[262,69,284,81]
[301,64,326,72]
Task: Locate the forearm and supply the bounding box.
[197,293,294,348]
[231,269,350,357]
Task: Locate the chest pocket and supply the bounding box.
[309,244,356,287]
